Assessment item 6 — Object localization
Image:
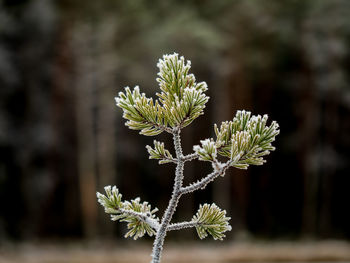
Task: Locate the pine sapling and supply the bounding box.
[96,53,280,263]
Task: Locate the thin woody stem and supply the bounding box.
[180,161,230,195]
[167,221,199,231]
[151,128,184,263]
[114,208,160,231]
[162,156,178,164]
[182,152,198,162]
[111,208,160,231]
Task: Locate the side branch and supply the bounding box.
[167,221,199,231]
[115,208,160,231]
[154,122,173,134]
[182,153,198,162]
[138,117,172,134]
[180,161,230,195]
[160,156,178,164]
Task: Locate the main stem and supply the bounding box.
[151,129,184,263]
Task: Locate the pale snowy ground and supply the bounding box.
[1,240,349,263]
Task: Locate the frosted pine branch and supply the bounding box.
[96,53,279,263]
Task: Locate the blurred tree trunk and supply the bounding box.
[73,23,99,238]
[299,68,320,236]
[72,18,119,238]
[50,20,82,237]
[299,25,321,236]
[94,19,118,237]
[319,87,338,237]
[317,31,343,237]
[300,10,345,236]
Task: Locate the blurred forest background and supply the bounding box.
[0,0,350,245]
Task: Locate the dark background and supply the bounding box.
[0,0,350,243]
